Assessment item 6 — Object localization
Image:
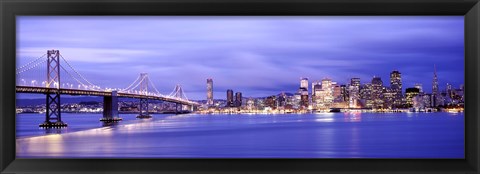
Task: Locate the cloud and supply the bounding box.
[18,47,159,63]
[16,16,464,100]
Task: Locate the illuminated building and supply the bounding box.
[405,87,420,107]
[446,83,453,98]
[312,81,321,94]
[349,78,361,108]
[351,78,361,87]
[277,92,287,107]
[312,78,334,109]
[265,95,277,109]
[298,78,309,108]
[300,77,309,91]
[255,98,265,109]
[432,64,439,106]
[311,81,321,107]
[457,84,465,103]
[333,84,342,102]
[371,76,384,109]
[226,89,234,107]
[360,83,373,108]
[390,70,402,107]
[438,90,447,106]
[340,85,349,102]
[383,88,396,109]
[413,93,426,111]
[235,92,242,107]
[293,92,301,109]
[206,78,213,106]
[300,90,309,108]
[423,94,432,108]
[246,98,255,110]
[313,88,323,108]
[321,78,334,104]
[414,83,423,93]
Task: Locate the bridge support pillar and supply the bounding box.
[40,91,68,128]
[175,103,183,114]
[137,98,152,119]
[100,91,122,122]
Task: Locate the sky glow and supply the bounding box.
[17,16,464,100]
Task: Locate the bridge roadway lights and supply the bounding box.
[39,121,68,128]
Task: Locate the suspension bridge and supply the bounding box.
[16,50,199,128]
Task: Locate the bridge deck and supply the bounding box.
[16,86,199,106]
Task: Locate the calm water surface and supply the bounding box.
[16,112,464,158]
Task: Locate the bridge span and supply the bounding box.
[16,50,200,128]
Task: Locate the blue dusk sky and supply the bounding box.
[17,16,464,100]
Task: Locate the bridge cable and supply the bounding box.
[124,75,148,93]
[16,58,48,75]
[122,75,142,92]
[59,54,98,88]
[146,77,163,96]
[168,86,178,97]
[16,54,47,72]
[60,65,91,89]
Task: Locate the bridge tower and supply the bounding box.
[172,84,186,114]
[40,50,67,128]
[137,73,152,118]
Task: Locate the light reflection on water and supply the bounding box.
[16,112,464,158]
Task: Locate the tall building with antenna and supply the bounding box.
[432,64,439,107]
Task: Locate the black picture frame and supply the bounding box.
[1,0,479,173]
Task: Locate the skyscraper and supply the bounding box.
[311,81,321,95]
[383,88,396,109]
[372,76,383,87]
[321,78,334,106]
[206,78,213,106]
[446,83,453,98]
[390,70,402,106]
[432,64,439,106]
[300,77,309,91]
[226,89,234,107]
[349,78,361,108]
[333,84,342,102]
[371,76,384,108]
[235,92,242,107]
[360,83,373,108]
[351,78,361,87]
[300,90,309,108]
[311,81,321,108]
[299,77,309,108]
[340,85,349,102]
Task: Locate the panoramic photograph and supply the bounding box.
[15,16,464,158]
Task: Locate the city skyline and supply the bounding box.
[17,16,464,100]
